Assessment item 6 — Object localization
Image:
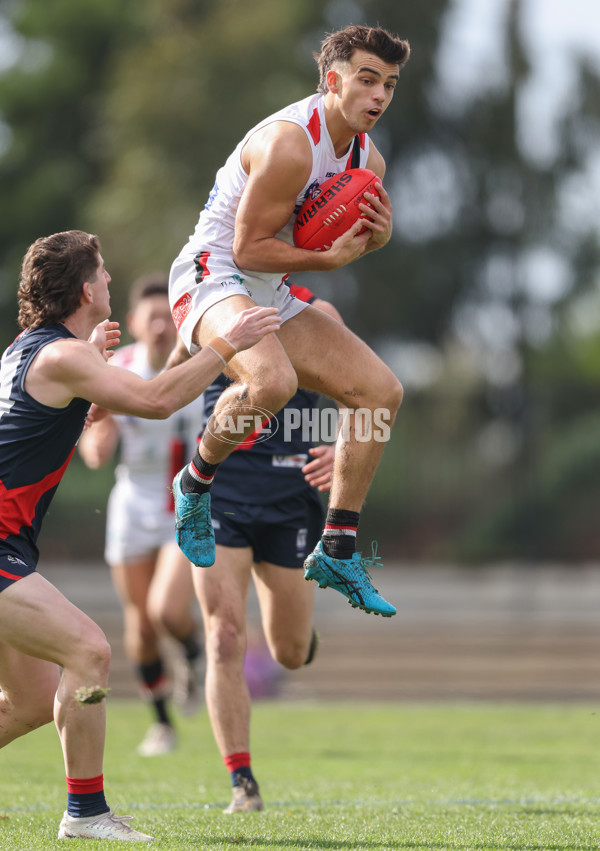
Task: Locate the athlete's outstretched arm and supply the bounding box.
[27,306,280,418]
[165,334,192,370]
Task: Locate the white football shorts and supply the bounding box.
[104,478,175,565]
[169,251,308,354]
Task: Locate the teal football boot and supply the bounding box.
[304,540,396,617]
[172,469,215,567]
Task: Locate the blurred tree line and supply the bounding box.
[1,0,600,562]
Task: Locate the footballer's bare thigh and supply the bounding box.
[195,294,400,409]
[194,294,294,384]
[276,304,400,407]
[0,572,102,664]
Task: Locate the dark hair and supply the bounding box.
[128,272,169,310]
[315,25,410,94]
[17,230,101,330]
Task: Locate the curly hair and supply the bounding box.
[17,230,101,330]
[315,24,410,95]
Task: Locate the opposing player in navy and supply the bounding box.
[170,25,410,616]
[0,230,279,841]
[165,284,337,812]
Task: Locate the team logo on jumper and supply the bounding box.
[295,173,354,228]
[295,176,337,213]
[206,405,278,445]
[306,179,321,200]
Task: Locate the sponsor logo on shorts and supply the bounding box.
[296,527,308,556]
[219,274,251,297]
[172,292,192,330]
[220,274,245,287]
[7,555,26,566]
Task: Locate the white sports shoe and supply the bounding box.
[172,653,205,717]
[224,778,264,814]
[58,807,154,841]
[137,722,176,757]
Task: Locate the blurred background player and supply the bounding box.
[165,284,339,812]
[79,274,205,757]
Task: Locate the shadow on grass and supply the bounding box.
[185,838,594,851]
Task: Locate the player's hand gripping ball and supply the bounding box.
[293,168,380,251]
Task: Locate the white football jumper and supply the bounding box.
[169,93,370,352]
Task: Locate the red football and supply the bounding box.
[293,168,380,251]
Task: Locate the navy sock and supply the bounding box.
[224,752,256,787]
[66,775,110,818]
[321,508,360,560]
[231,766,256,788]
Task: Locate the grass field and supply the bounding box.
[1,700,599,850]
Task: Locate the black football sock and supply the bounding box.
[181,448,219,495]
[138,659,172,726]
[321,508,360,560]
[179,631,203,664]
[303,629,319,666]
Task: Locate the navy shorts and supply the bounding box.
[0,552,36,592]
[210,490,324,568]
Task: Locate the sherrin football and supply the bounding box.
[293,168,380,252]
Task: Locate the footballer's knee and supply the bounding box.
[150,605,177,637]
[69,627,111,684]
[21,698,55,730]
[386,375,404,413]
[0,687,54,732]
[364,369,403,420]
[376,375,403,426]
[270,636,310,670]
[207,618,245,666]
[340,365,403,418]
[248,368,298,414]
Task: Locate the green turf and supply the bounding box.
[1,701,599,849]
